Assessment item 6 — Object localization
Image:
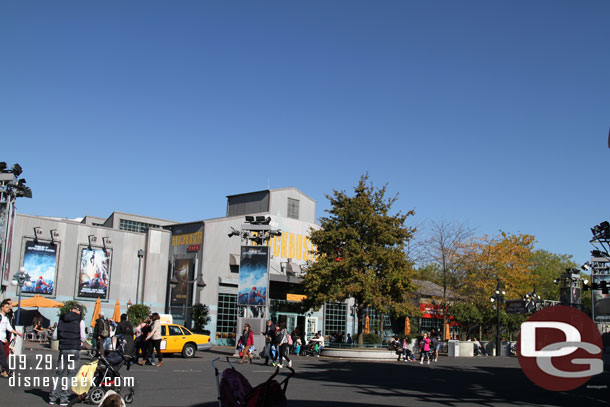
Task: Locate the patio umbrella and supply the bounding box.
[90,297,102,328]
[112,300,121,323]
[364,314,370,334]
[404,317,411,336]
[445,322,450,340]
[16,295,63,308]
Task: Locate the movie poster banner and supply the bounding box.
[170,258,193,307]
[21,240,58,295]
[593,274,610,322]
[77,246,112,299]
[238,246,269,307]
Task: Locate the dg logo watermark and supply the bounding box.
[518,305,603,391]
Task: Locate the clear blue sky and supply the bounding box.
[2,1,609,266]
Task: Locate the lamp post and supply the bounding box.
[136,250,144,304]
[490,279,505,357]
[10,267,32,326]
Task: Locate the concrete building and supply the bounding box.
[1,188,353,345]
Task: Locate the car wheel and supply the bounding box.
[182,343,196,358]
[88,387,105,405]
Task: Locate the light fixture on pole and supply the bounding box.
[136,250,144,304]
[88,235,97,249]
[523,284,542,313]
[11,267,32,326]
[490,279,505,357]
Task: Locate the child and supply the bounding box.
[295,336,302,356]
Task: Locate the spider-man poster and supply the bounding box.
[77,246,112,299]
[238,246,268,307]
[21,240,57,295]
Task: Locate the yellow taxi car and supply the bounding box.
[160,324,211,358]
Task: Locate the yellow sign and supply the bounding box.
[267,233,318,261]
[286,294,307,302]
[172,231,203,246]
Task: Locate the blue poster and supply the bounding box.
[238,246,268,307]
[22,240,57,295]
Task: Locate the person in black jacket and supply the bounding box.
[93,312,109,356]
[261,319,275,366]
[115,313,136,360]
[49,304,86,406]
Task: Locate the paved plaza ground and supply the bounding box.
[1,345,608,407]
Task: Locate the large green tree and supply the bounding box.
[530,249,578,301]
[302,174,417,346]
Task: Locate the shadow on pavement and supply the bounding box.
[192,358,609,407]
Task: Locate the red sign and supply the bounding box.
[187,245,201,252]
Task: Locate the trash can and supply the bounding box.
[448,340,459,357]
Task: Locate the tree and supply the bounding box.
[192,303,211,332]
[127,304,150,327]
[302,174,417,346]
[58,301,87,319]
[448,303,482,339]
[422,219,474,340]
[530,249,578,301]
[457,232,536,308]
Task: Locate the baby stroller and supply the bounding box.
[212,357,294,407]
[73,335,135,405]
[301,341,318,357]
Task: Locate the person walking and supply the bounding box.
[142,313,163,367]
[278,322,292,368]
[419,332,432,365]
[431,329,441,362]
[271,324,282,366]
[49,304,86,405]
[261,319,275,366]
[93,312,110,356]
[1,299,22,379]
[238,323,254,364]
[134,317,151,364]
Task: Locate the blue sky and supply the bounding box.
[2,1,609,265]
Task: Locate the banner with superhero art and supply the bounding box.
[77,246,112,299]
[21,240,58,295]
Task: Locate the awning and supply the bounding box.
[229,254,239,266]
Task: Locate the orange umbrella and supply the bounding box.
[404,317,411,336]
[112,300,121,323]
[445,322,450,340]
[90,297,102,328]
[364,314,370,334]
[17,295,63,308]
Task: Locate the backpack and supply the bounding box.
[220,368,253,407]
[287,334,293,346]
[100,319,109,338]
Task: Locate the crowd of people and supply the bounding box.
[389,328,443,364]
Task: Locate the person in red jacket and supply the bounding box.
[238,323,254,364]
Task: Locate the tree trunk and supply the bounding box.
[357,306,364,347]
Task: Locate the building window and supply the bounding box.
[119,219,161,233]
[325,302,347,337]
[419,317,443,335]
[287,198,299,219]
[216,293,237,345]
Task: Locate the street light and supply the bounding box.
[10,267,32,326]
[136,250,145,304]
[490,279,505,357]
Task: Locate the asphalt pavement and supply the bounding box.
[1,346,608,407]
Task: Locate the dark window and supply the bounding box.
[287,198,299,219]
[168,325,183,336]
[180,327,192,335]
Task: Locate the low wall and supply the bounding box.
[322,347,399,360]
